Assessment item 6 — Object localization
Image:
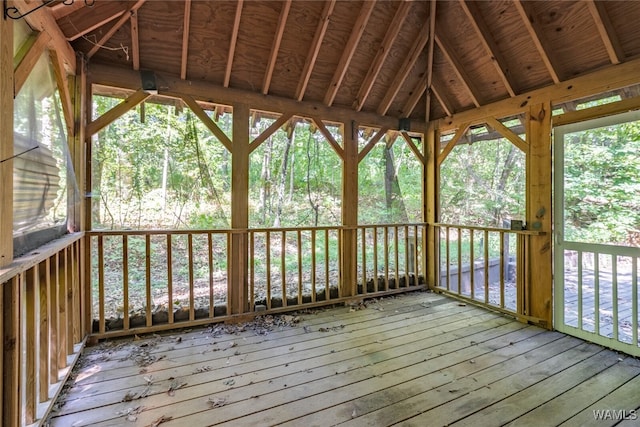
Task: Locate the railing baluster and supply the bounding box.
[373,226,379,291]
[337,229,343,298]
[25,267,36,424]
[361,227,366,294]
[384,227,389,291]
[324,229,329,300]
[282,231,287,307]
[188,233,195,322]
[49,253,59,384]
[311,230,316,302]
[209,232,215,317]
[470,230,475,300]
[167,234,173,324]
[578,250,583,330]
[594,253,600,334]
[145,234,152,327]
[38,260,50,403]
[266,231,271,309]
[226,231,231,317]
[499,231,505,308]
[457,227,462,295]
[484,230,489,304]
[612,254,618,341]
[446,227,450,291]
[123,235,129,331]
[297,230,302,305]
[404,225,409,288]
[394,226,399,288]
[632,256,638,347]
[97,235,105,334]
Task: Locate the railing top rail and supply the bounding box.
[87,223,429,237]
[0,232,84,284]
[433,223,544,236]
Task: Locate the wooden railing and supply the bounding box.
[0,233,85,427]
[432,223,542,321]
[87,224,427,338]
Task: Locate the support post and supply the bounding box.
[341,120,358,297]
[1,8,14,267]
[230,103,249,314]
[425,122,438,288]
[526,102,553,327]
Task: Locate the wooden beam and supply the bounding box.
[13,30,51,96]
[180,0,192,79]
[12,0,75,73]
[438,56,640,132]
[586,0,624,65]
[50,0,86,20]
[310,117,344,160]
[437,122,469,166]
[180,95,232,152]
[435,32,482,107]
[1,13,13,267]
[249,112,294,154]
[50,49,74,136]
[130,10,140,70]
[57,1,129,41]
[224,0,243,87]
[296,0,336,101]
[401,131,425,164]
[553,95,640,127]
[485,117,528,153]
[526,102,552,328]
[230,103,250,314]
[377,25,430,116]
[88,63,428,133]
[86,89,150,136]
[87,0,146,59]
[262,0,290,95]
[358,127,388,163]
[425,121,438,287]
[459,0,516,96]
[514,0,560,84]
[324,0,375,106]
[425,0,436,122]
[354,0,411,111]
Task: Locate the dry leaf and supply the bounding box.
[121,391,137,402]
[222,379,235,386]
[167,379,187,396]
[207,396,227,408]
[150,415,173,427]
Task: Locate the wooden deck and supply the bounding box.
[46,291,640,427]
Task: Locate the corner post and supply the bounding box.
[425,121,438,288]
[230,103,249,314]
[341,120,358,298]
[526,102,553,327]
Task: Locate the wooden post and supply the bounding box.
[230,103,249,314]
[425,122,438,288]
[526,102,553,328]
[83,61,93,336]
[341,121,358,297]
[3,276,20,427]
[0,8,13,267]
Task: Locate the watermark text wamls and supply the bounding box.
[593,409,638,421]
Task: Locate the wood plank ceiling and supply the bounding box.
[49,0,640,122]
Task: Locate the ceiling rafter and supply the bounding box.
[87,0,146,59]
[323,1,375,106]
[377,25,430,116]
[130,10,140,70]
[431,83,453,117]
[224,0,244,88]
[402,77,427,118]
[586,0,624,65]
[262,0,291,95]
[180,0,192,80]
[514,0,561,84]
[435,32,482,108]
[50,0,86,20]
[424,0,436,122]
[353,0,411,111]
[295,0,336,102]
[458,0,516,97]
[59,2,129,41]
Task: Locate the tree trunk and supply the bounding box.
[491,144,518,226]
[259,138,272,225]
[384,146,408,222]
[274,129,294,227]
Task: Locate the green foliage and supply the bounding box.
[439,136,525,227]
[563,120,640,245]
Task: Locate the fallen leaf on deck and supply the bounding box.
[150,415,173,426]
[207,396,227,408]
[222,379,235,386]
[121,391,138,402]
[167,379,187,396]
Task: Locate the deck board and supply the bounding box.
[46,291,640,427]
